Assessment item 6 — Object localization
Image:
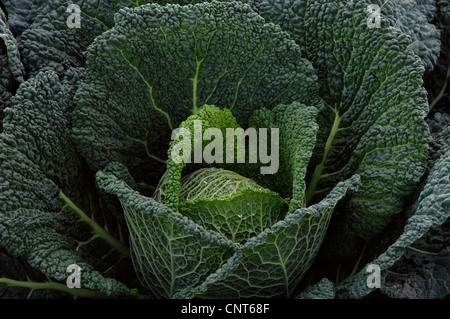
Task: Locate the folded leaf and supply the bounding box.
[180,175,361,298]
[96,166,237,299]
[248,102,319,211]
[96,162,360,298]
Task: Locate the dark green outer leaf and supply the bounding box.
[381,225,450,299]
[0,70,84,213]
[365,0,441,71]
[1,0,32,38]
[376,113,450,299]
[336,147,450,298]
[0,70,132,297]
[241,0,441,70]
[0,7,24,84]
[306,0,430,251]
[296,278,335,299]
[0,6,25,132]
[72,1,320,179]
[0,249,68,298]
[19,0,165,76]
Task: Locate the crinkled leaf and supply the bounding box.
[0,70,132,297]
[1,0,32,38]
[248,102,319,212]
[373,113,450,299]
[0,70,85,213]
[0,7,24,84]
[239,0,441,70]
[380,224,450,299]
[19,0,164,76]
[72,1,319,182]
[0,6,24,132]
[336,145,450,298]
[0,209,130,297]
[0,249,67,299]
[303,0,429,255]
[161,105,241,210]
[296,278,335,299]
[367,0,441,71]
[222,0,429,257]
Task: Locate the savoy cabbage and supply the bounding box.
[0,0,448,300]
